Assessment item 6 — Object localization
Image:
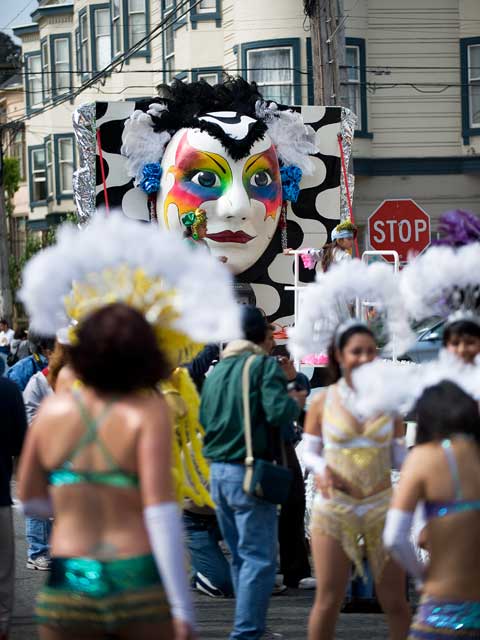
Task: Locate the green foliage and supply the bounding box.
[3,157,20,216]
[0,32,21,85]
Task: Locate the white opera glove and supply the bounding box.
[391,437,408,470]
[21,496,54,519]
[383,508,425,580]
[302,433,327,478]
[144,502,195,629]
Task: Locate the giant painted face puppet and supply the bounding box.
[85,92,353,352]
[120,80,320,277]
[158,113,283,274]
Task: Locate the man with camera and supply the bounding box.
[200,306,303,640]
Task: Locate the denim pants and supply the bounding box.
[183,511,233,597]
[210,462,278,640]
[25,516,52,560]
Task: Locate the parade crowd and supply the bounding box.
[0,211,479,640]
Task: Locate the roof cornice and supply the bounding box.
[12,23,40,36]
[30,3,73,21]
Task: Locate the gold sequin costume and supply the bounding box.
[311,383,394,580]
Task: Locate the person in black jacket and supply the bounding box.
[0,377,27,640]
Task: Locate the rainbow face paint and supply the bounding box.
[158,120,282,275]
[242,146,282,222]
[163,133,233,226]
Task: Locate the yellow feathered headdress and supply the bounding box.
[20,213,241,506]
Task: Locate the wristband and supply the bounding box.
[144,502,195,628]
[302,432,327,477]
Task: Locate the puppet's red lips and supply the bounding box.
[207,231,255,244]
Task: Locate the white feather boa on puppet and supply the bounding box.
[255,100,318,175]
[121,103,171,187]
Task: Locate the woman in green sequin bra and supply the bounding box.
[18,304,196,640]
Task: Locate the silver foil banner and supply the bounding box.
[340,107,357,222]
[72,103,96,225]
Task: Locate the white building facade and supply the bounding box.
[12,0,480,240]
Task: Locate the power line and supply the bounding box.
[19,64,480,76]
[0,0,37,31]
[3,0,202,128]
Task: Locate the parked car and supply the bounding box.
[382,317,444,363]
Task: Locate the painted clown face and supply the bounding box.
[157,112,283,274]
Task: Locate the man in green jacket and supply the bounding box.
[200,306,302,640]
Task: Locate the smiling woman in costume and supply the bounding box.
[16,215,240,640]
[302,322,410,640]
[121,78,318,275]
[289,259,414,640]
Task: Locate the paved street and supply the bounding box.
[10,504,389,640]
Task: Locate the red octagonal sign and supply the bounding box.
[368,199,431,263]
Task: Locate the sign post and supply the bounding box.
[368,199,431,263]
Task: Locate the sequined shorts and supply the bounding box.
[311,487,392,580]
[36,554,170,632]
[409,596,480,639]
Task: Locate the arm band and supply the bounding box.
[392,437,408,470]
[383,508,425,579]
[21,496,53,519]
[144,502,195,628]
[412,501,428,544]
[302,433,327,477]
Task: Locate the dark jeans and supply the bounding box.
[346,559,375,599]
[183,511,233,597]
[278,442,311,587]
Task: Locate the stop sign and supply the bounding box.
[368,199,431,263]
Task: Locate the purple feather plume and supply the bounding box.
[434,210,480,247]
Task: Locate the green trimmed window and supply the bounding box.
[93,6,112,70]
[128,0,147,47]
[52,37,71,96]
[26,54,42,110]
[30,147,47,203]
[111,0,122,56]
[247,46,294,104]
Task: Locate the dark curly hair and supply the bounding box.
[69,303,170,393]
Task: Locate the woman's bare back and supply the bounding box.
[420,439,480,599]
[33,388,168,559]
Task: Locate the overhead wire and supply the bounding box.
[0,0,37,31]
[3,0,202,129]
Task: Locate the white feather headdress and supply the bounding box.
[19,213,241,364]
[287,259,414,359]
[351,350,480,419]
[400,243,480,325]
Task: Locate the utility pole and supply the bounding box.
[305,0,347,106]
[0,131,13,323]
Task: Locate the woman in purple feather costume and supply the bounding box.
[433,210,480,363]
[434,210,480,247]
